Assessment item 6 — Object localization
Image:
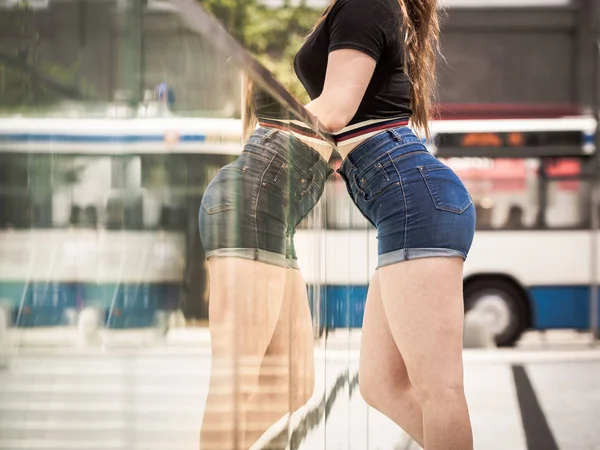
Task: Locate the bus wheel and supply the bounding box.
[464,279,527,347]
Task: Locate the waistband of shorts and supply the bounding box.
[334,117,411,146]
[245,126,333,181]
[339,126,427,175]
[257,118,331,144]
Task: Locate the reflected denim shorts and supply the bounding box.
[338,127,476,269]
[199,127,333,269]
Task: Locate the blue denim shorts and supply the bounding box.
[199,127,333,269]
[338,127,476,269]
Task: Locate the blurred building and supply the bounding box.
[1,0,597,112]
[0,0,241,116]
[260,0,597,110]
[438,0,596,109]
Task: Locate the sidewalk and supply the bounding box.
[3,326,600,363]
[2,335,599,450]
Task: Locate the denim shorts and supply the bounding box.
[338,127,476,269]
[199,127,333,269]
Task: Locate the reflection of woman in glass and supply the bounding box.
[198,79,333,450]
[299,1,476,449]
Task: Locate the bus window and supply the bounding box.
[0,154,33,228]
[545,180,592,229]
[503,205,525,229]
[444,157,540,230]
[0,154,28,190]
[544,158,592,229]
[141,154,229,191]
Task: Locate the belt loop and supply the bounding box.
[260,128,278,144]
[389,128,403,142]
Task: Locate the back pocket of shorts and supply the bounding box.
[202,199,233,215]
[418,165,472,214]
[201,167,242,215]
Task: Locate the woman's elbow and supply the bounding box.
[320,116,348,134]
[305,97,354,134]
[319,108,355,133]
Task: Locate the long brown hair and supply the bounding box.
[312,0,442,139]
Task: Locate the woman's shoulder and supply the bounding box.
[330,0,398,13]
[327,0,400,23]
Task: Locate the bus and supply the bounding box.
[2,109,598,347]
[295,107,600,346]
[0,114,240,329]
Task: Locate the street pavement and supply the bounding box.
[0,329,598,450]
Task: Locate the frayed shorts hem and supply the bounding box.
[205,248,300,270]
[377,247,467,270]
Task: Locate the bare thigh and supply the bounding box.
[207,257,287,383]
[359,270,411,396]
[378,257,466,396]
[262,268,315,406]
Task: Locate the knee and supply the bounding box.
[358,375,378,408]
[358,364,412,410]
[290,370,315,410]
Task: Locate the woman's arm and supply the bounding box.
[305,49,377,133]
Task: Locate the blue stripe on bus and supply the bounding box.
[318,285,597,330]
[0,281,181,328]
[0,134,207,143]
[311,285,368,329]
[583,133,595,145]
[528,286,593,330]
[1,281,597,330]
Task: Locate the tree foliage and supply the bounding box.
[0,0,323,111]
[198,0,322,103]
[0,5,84,112]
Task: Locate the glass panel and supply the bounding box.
[325,158,372,230]
[5,1,598,449]
[317,156,373,449]
[0,1,337,450]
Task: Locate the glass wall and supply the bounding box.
[2,2,599,450]
[0,0,375,449]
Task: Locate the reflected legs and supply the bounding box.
[200,258,285,450]
[242,267,315,448]
[200,258,315,450]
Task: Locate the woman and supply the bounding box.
[198,79,333,450]
[298,0,476,449]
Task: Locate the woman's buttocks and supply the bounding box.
[199,127,333,258]
[338,127,476,262]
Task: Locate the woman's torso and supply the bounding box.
[294,0,413,159]
[252,87,335,162]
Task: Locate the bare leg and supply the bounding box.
[358,270,424,448]
[377,257,473,450]
[243,267,315,448]
[200,258,287,450]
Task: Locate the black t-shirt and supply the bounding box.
[294,0,412,126]
[253,87,285,120]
